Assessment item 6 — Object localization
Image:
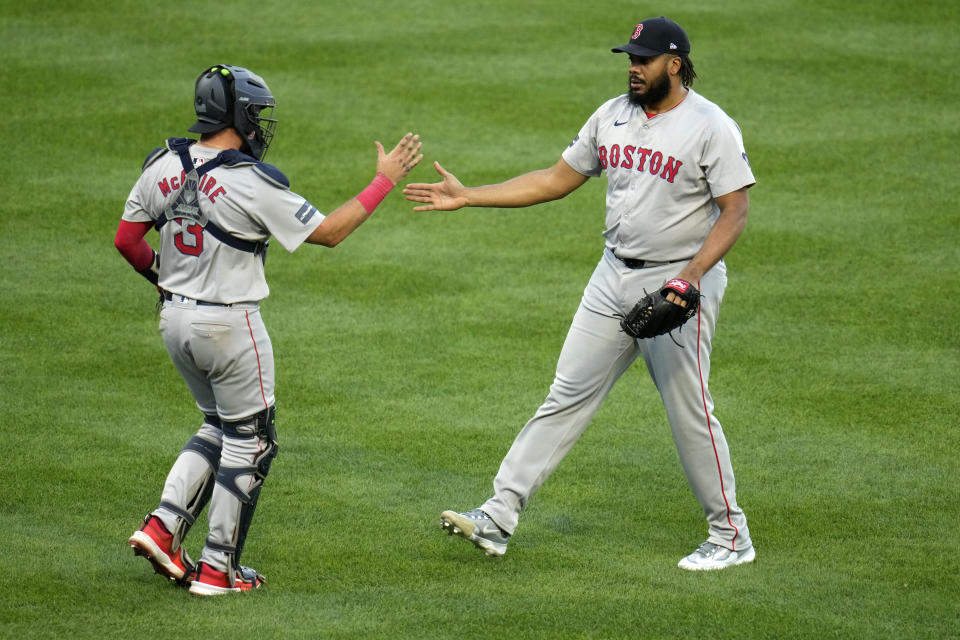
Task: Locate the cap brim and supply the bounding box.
[612,42,688,56]
[611,42,664,56]
[187,120,227,134]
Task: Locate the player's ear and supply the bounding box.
[668,55,682,76]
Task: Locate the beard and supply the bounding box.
[628,68,671,108]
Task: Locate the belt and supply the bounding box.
[162,291,252,308]
[613,252,690,269]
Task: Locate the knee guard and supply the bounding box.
[205,406,277,576]
[157,414,223,550]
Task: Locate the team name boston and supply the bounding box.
[598,144,682,183]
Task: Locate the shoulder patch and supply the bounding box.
[252,162,290,190]
[141,146,168,172]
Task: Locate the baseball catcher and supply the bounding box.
[619,278,701,339]
[119,63,423,596]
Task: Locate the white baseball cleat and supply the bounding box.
[440,509,510,557]
[678,541,755,571]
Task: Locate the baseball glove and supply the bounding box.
[620,278,701,340]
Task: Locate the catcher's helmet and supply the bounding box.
[188,64,277,160]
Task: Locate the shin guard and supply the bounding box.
[203,406,277,580]
[156,414,223,550]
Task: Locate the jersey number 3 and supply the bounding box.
[174,222,203,256]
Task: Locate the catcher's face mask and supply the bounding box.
[239,102,278,161]
[188,64,278,161]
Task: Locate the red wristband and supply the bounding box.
[356,173,395,214]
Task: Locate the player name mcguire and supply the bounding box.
[598,143,682,183]
[156,169,228,203]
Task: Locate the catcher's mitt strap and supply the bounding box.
[661,279,700,310]
[663,278,694,294]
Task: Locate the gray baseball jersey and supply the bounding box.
[562,89,755,261]
[123,144,324,303]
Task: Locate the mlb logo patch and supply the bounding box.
[632,23,643,39]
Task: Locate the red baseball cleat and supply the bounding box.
[128,514,195,582]
[188,561,265,596]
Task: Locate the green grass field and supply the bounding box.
[2,1,958,638]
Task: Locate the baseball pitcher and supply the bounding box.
[404,17,756,571]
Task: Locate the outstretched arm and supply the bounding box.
[402,156,588,211]
[307,132,423,247]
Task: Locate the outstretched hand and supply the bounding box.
[375,133,423,184]
[402,161,469,211]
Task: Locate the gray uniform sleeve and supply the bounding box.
[122,176,156,224]
[562,109,603,177]
[701,114,756,197]
[216,165,324,252]
[247,186,325,253]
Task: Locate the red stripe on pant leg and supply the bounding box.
[244,310,269,411]
[695,287,740,550]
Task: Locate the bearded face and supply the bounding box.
[627,63,672,108]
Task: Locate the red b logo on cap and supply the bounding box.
[632,23,644,39]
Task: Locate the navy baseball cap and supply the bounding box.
[611,17,691,56]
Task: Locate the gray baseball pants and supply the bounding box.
[153,297,277,574]
[481,248,751,551]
